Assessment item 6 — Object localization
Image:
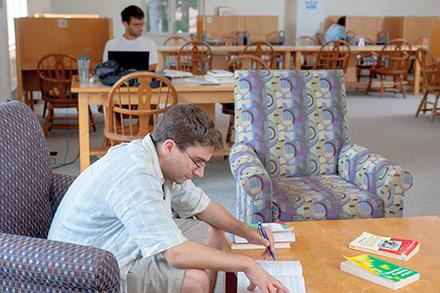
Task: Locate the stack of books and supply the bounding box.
[341,232,420,290]
[204,70,234,83]
[227,222,295,250]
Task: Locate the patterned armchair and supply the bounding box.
[229,70,413,224]
[0,101,120,292]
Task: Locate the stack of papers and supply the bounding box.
[204,69,234,83]
[162,69,194,78]
[237,260,306,293]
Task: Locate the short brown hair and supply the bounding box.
[151,104,223,150]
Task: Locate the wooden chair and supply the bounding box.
[313,40,351,72]
[355,36,377,81]
[162,35,189,69]
[366,39,412,98]
[222,55,269,148]
[415,48,440,121]
[163,35,188,46]
[376,30,390,45]
[37,54,96,137]
[315,32,326,45]
[295,36,319,69]
[104,72,177,145]
[220,34,240,46]
[177,41,213,75]
[265,31,285,45]
[240,41,275,69]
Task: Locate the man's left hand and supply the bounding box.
[244,226,275,260]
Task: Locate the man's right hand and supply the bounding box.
[244,260,289,293]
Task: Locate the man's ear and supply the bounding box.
[161,139,177,154]
[122,21,129,29]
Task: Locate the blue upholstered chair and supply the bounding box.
[0,101,120,291]
[229,70,413,224]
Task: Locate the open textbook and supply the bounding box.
[237,261,306,293]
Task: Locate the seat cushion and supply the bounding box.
[271,175,384,221]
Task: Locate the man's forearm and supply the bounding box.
[163,240,253,272]
[196,201,250,237]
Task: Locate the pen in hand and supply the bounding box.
[257,222,276,260]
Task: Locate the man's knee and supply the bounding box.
[181,269,210,293]
[204,225,224,250]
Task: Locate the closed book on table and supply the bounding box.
[349,231,420,261]
[340,254,419,290]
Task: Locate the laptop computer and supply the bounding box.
[108,51,150,71]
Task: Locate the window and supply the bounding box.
[146,0,202,34]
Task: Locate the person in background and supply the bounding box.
[103,5,157,71]
[48,104,288,293]
[325,16,346,42]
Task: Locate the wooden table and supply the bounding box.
[224,216,440,292]
[71,76,233,172]
[158,45,423,95]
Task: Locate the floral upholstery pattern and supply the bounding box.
[0,101,120,291]
[230,70,413,223]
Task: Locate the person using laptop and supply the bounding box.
[103,5,158,71]
[48,104,288,293]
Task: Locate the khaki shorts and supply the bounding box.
[126,218,210,293]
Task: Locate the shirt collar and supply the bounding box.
[142,134,165,185]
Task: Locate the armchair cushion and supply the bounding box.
[338,144,414,217]
[50,173,76,213]
[272,175,384,221]
[0,233,120,292]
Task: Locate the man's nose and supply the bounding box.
[193,166,205,177]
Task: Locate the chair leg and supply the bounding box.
[43,101,48,118]
[379,75,384,97]
[44,103,53,138]
[366,73,373,95]
[416,91,429,117]
[398,75,406,98]
[226,114,234,146]
[431,95,439,122]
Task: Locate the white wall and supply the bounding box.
[33,0,145,38]
[296,0,440,38]
[201,0,286,31]
[325,0,440,16]
[27,0,51,16]
[0,0,11,101]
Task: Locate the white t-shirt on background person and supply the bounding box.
[102,36,158,66]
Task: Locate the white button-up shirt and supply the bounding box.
[48,135,210,292]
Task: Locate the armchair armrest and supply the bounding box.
[49,172,75,212]
[229,143,273,223]
[0,233,120,292]
[338,144,413,217]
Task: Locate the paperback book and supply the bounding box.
[226,223,295,250]
[349,231,420,261]
[340,254,419,290]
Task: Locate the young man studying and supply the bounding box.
[48,104,288,293]
[103,5,158,71]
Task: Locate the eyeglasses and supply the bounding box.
[184,150,208,170]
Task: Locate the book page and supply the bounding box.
[237,261,306,293]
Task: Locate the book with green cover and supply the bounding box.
[340,254,420,290]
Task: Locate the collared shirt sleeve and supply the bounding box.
[170,180,211,219]
[107,170,187,258]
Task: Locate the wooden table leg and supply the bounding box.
[284,51,291,69]
[295,52,301,70]
[78,93,90,172]
[224,272,237,293]
[414,58,421,95]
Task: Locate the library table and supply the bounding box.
[224,216,440,292]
